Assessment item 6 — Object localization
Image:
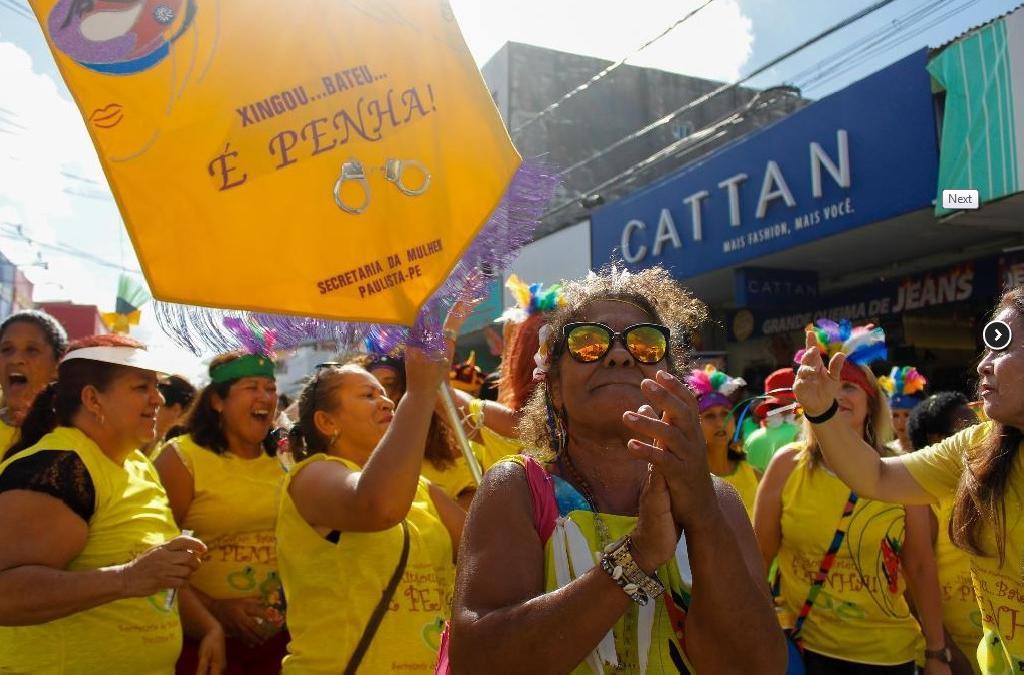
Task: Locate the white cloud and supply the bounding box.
[0,41,107,239]
[450,0,754,82]
[0,39,126,307]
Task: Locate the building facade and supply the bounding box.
[586,7,1024,396]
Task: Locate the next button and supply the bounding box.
[942,189,980,209]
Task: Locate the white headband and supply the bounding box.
[60,346,171,374]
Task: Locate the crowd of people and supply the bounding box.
[0,269,1019,675]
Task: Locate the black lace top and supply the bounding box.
[0,450,96,522]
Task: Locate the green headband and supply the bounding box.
[210,354,276,384]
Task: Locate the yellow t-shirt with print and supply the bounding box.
[902,422,1024,673]
[933,498,984,673]
[160,435,284,612]
[0,426,181,674]
[276,454,454,674]
[420,449,481,502]
[720,459,759,520]
[0,418,19,455]
[778,450,923,665]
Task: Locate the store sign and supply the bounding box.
[732,261,981,339]
[591,50,939,278]
[999,252,1024,292]
[734,268,818,308]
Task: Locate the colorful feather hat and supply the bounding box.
[686,365,747,413]
[794,319,888,398]
[878,366,928,410]
[498,275,565,411]
[499,275,565,325]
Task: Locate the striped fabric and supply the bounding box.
[929,7,1024,213]
[791,491,860,645]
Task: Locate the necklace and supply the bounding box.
[560,450,613,551]
[561,451,634,672]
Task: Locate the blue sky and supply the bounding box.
[0,0,1019,367]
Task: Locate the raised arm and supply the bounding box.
[793,332,934,505]
[291,347,449,532]
[445,387,518,441]
[623,371,786,672]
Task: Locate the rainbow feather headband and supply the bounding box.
[794,319,887,398]
[499,274,565,325]
[879,366,927,409]
[794,319,888,366]
[686,365,746,413]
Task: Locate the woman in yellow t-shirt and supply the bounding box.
[0,310,68,457]
[793,288,1024,674]
[154,351,286,674]
[688,365,760,519]
[277,347,464,674]
[358,352,478,510]
[907,392,988,675]
[0,334,208,674]
[756,320,949,672]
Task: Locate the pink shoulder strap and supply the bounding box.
[433,454,559,675]
[521,455,558,544]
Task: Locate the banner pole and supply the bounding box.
[438,384,483,485]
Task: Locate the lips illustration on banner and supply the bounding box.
[47,0,196,74]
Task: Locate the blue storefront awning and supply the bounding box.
[590,49,941,280]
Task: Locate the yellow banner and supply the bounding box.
[32,0,521,326]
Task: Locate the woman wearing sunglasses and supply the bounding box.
[154,351,287,674]
[687,365,760,520]
[276,346,464,673]
[447,266,784,674]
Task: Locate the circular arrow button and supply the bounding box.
[983,320,1013,351]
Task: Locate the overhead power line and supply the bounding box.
[794,0,981,95]
[512,0,718,135]
[0,222,143,274]
[542,0,903,220]
[0,0,33,21]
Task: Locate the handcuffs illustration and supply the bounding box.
[333,158,432,215]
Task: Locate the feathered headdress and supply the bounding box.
[794,319,887,398]
[499,275,565,325]
[686,365,746,413]
[223,317,277,357]
[795,319,888,366]
[879,366,927,410]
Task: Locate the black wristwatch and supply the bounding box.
[924,646,952,664]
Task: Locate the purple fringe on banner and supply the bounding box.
[155,159,560,356]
